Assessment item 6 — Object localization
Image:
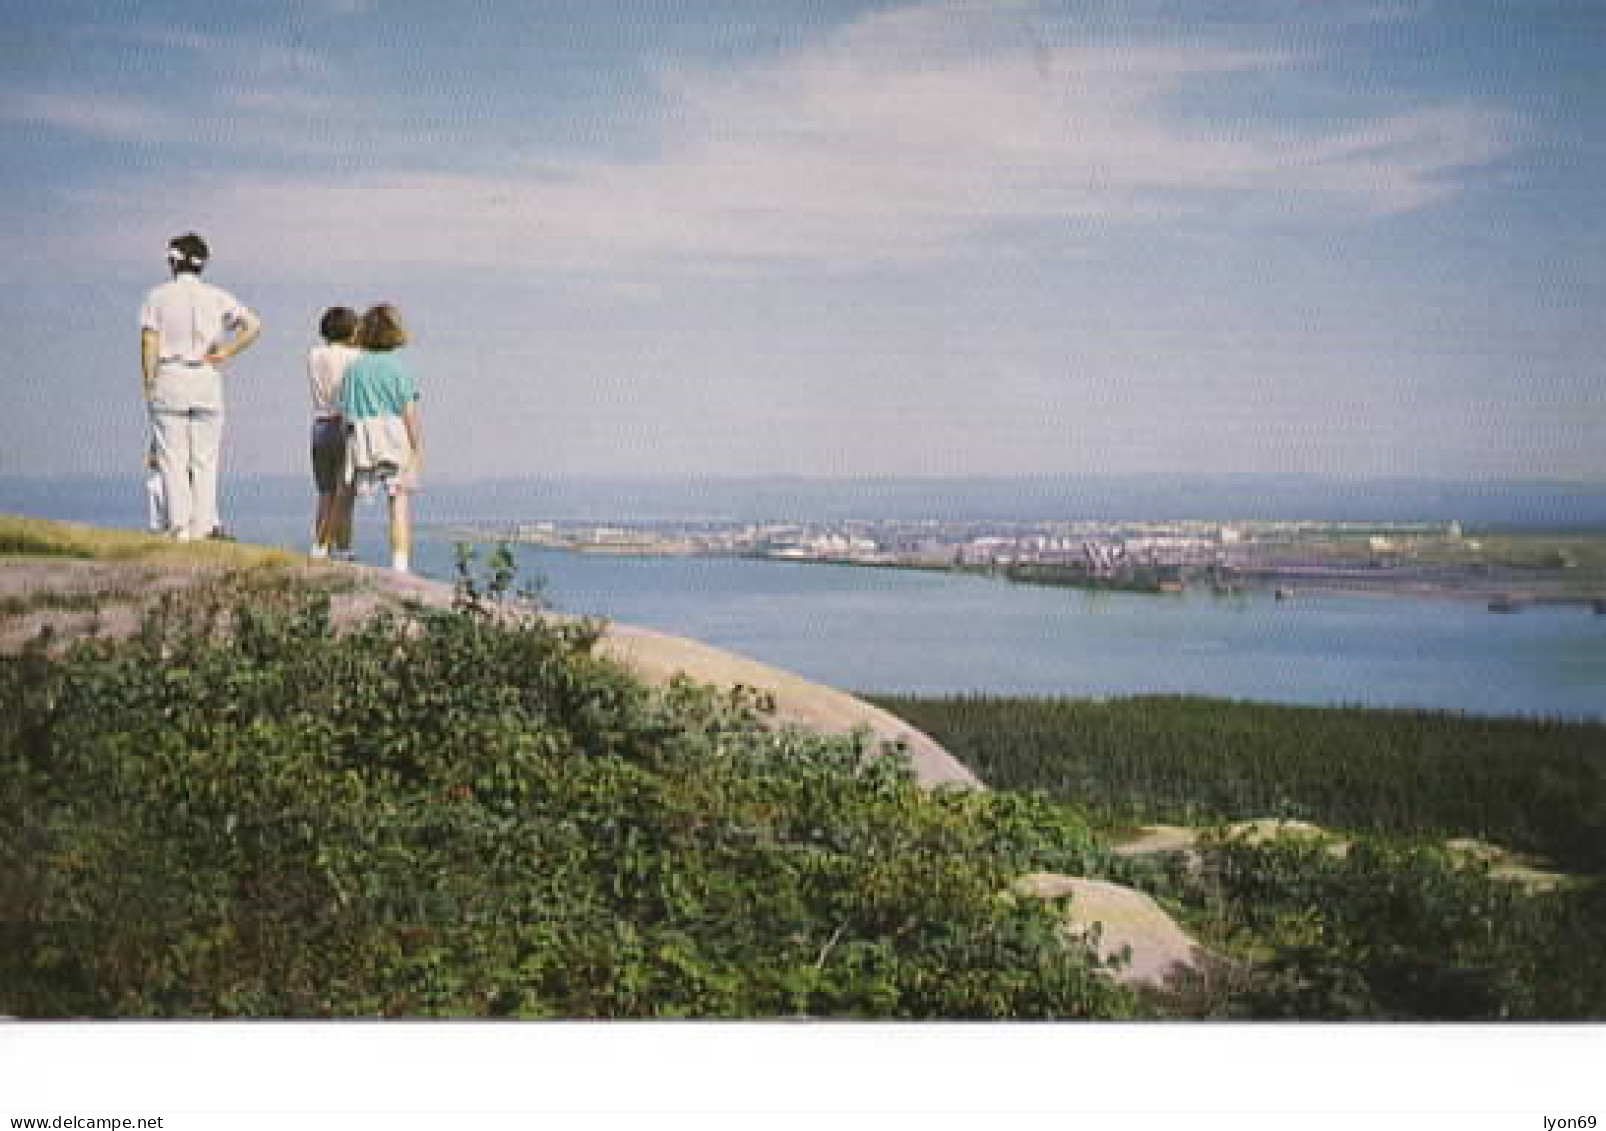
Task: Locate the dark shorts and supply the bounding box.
[311,418,346,494]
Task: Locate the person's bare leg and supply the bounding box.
[312,491,334,556]
[332,486,355,554]
[388,490,411,573]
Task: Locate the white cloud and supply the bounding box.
[5,92,168,141]
[123,24,333,81]
[56,1,1520,276]
[227,87,344,120]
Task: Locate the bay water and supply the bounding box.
[8,489,1603,720]
[257,511,1604,721]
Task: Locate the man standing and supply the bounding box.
[140,233,261,540]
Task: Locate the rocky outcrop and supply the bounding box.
[1014,873,1210,988]
[597,620,977,788]
[278,564,981,787]
[0,551,978,789]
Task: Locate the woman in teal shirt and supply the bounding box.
[339,304,424,574]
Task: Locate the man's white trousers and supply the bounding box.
[150,404,224,539]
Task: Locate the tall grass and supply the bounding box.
[0,515,296,568]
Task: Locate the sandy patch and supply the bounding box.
[1111,824,1199,856]
[1113,819,1570,893]
[1444,837,1568,894]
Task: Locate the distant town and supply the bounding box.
[441,517,1606,611]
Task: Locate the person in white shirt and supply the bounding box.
[307,306,360,559]
[139,233,261,541]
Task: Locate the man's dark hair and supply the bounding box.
[167,233,209,274]
[319,306,359,344]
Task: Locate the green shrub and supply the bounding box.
[0,530,95,558]
[1146,835,1606,1020]
[0,566,1130,1018]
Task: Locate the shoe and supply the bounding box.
[207,527,235,542]
[309,544,330,560]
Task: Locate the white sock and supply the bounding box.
[391,551,410,574]
[310,544,329,559]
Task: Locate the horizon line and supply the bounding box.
[6,471,1604,487]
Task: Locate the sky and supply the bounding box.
[2,0,1603,482]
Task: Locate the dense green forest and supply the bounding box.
[2,553,1602,1018]
[868,694,1606,874]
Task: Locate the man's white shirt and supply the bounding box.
[308,343,362,419]
[141,274,248,410]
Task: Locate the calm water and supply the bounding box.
[202,512,1605,721]
[9,489,1602,719]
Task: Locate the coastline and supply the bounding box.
[442,528,1606,610]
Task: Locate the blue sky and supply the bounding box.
[3,0,1602,481]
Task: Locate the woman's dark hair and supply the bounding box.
[356,304,409,351]
[319,306,359,344]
